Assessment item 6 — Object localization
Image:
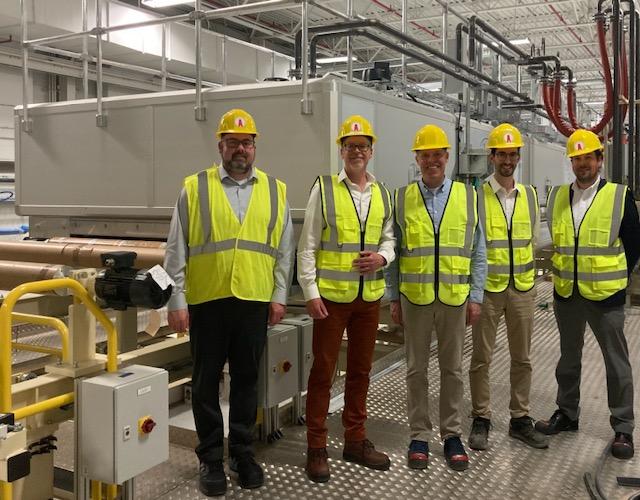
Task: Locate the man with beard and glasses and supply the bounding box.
[536,129,640,460]
[164,109,295,496]
[298,115,395,483]
[468,123,549,452]
[386,124,486,471]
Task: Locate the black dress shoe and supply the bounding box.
[534,409,579,435]
[230,455,264,489]
[199,461,227,497]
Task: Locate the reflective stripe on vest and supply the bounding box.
[548,182,627,300]
[316,175,391,303]
[396,181,477,306]
[184,167,286,304]
[477,182,537,292]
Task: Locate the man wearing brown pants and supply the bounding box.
[297,115,395,483]
[468,124,548,451]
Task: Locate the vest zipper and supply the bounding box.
[344,180,371,299]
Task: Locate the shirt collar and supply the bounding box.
[419,176,450,194]
[218,164,257,185]
[571,175,601,194]
[338,168,376,186]
[487,174,519,195]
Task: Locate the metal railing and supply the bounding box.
[18,0,300,131]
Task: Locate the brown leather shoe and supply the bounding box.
[306,448,330,483]
[343,439,391,471]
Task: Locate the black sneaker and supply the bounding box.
[443,436,469,471]
[230,455,264,489]
[468,417,491,451]
[534,409,579,435]
[509,416,549,449]
[612,432,634,460]
[198,461,227,497]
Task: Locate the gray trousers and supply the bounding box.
[554,295,634,434]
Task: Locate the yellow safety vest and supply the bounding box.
[316,175,391,303]
[396,181,477,306]
[478,182,538,292]
[184,166,286,304]
[547,182,628,300]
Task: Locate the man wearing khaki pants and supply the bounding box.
[468,123,548,450]
[388,124,486,471]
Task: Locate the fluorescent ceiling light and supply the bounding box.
[316,56,358,64]
[141,0,194,8]
[509,38,530,45]
[584,101,604,105]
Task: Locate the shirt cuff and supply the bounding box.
[377,249,394,268]
[168,293,188,312]
[469,289,484,304]
[271,288,288,305]
[301,283,321,301]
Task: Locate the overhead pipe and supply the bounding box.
[612,0,624,181]
[455,23,516,62]
[471,16,529,59]
[303,20,536,104]
[620,0,636,193]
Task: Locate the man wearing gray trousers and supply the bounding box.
[535,130,640,460]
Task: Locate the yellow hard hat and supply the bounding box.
[412,124,451,151]
[216,109,259,138]
[486,123,524,149]
[336,115,377,145]
[566,129,603,158]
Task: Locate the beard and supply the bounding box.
[224,154,252,175]
[575,168,598,185]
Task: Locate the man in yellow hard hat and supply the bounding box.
[535,129,639,460]
[386,124,486,471]
[164,108,295,496]
[298,115,395,483]
[468,123,549,451]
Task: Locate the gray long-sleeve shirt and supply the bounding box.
[164,164,295,311]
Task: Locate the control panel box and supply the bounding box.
[258,323,299,408]
[282,315,314,391]
[79,365,168,484]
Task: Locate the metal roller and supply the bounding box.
[0,241,164,269]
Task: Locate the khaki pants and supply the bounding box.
[469,286,535,420]
[402,296,467,441]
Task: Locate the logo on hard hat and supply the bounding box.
[575,141,584,151]
[235,117,245,128]
[351,122,362,132]
[504,133,513,144]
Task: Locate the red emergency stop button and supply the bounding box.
[138,416,156,435]
[282,360,292,373]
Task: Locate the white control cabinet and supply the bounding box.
[79,365,169,484]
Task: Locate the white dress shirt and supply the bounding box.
[487,174,540,246]
[297,168,396,301]
[571,176,601,234]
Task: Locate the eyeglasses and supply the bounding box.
[494,151,519,161]
[342,143,372,153]
[223,139,256,150]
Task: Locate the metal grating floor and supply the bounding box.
[56,281,640,499]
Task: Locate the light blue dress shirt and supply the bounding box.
[385,177,487,303]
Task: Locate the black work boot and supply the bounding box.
[230,455,264,489]
[468,417,491,451]
[199,461,227,497]
[509,416,550,449]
